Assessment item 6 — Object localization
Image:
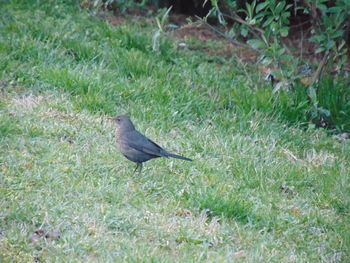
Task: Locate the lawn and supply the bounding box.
[0,1,349,262]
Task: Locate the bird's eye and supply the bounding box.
[117,118,120,122]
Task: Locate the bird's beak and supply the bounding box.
[108,117,117,121]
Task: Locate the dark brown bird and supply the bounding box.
[108,115,192,172]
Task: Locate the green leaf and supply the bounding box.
[261,56,273,65]
[247,39,266,49]
[315,47,325,53]
[281,12,291,21]
[256,1,269,12]
[331,30,344,39]
[280,27,289,37]
[261,34,268,44]
[280,54,292,61]
[263,16,274,27]
[303,8,310,14]
[270,22,279,33]
[249,18,257,25]
[240,26,248,37]
[255,11,271,20]
[277,48,286,56]
[325,40,335,49]
[328,6,341,13]
[309,35,325,43]
[318,4,327,11]
[275,1,286,14]
[155,18,162,31]
[161,6,172,25]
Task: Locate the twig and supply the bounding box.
[196,16,260,53]
[222,13,264,40]
[223,11,293,56]
[217,0,264,39]
[218,3,294,56]
[311,51,330,84]
[224,13,264,33]
[282,42,293,56]
[300,0,321,27]
[289,19,312,29]
[300,21,304,59]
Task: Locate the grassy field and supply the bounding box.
[1,1,349,262]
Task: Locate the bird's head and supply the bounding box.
[108,115,135,132]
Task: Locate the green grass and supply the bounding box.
[1,1,349,262]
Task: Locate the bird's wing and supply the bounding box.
[125,131,166,157]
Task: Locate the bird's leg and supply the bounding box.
[133,163,140,173]
[138,163,143,173]
[133,163,143,173]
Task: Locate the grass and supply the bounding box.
[0,1,349,262]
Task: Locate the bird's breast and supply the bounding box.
[115,128,122,140]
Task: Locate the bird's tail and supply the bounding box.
[166,152,192,161]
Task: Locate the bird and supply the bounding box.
[108,115,192,172]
